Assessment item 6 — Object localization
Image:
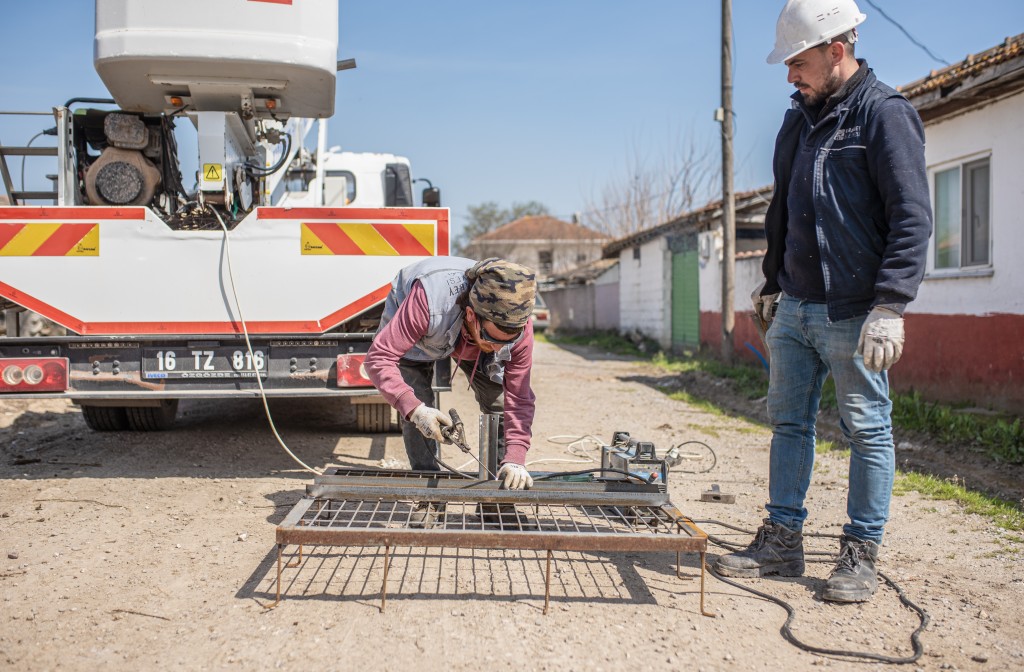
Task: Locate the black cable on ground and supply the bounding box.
[696,519,929,665]
[533,468,652,484]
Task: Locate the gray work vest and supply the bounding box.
[377,256,516,383]
[378,257,476,362]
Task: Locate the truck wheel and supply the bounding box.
[354,403,397,433]
[126,400,179,431]
[80,405,129,431]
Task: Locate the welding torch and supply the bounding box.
[440,408,497,480]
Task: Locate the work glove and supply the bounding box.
[497,463,533,490]
[408,404,453,443]
[751,279,780,327]
[857,307,905,373]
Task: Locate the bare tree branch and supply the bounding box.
[583,131,718,239]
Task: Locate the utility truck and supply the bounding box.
[0,0,448,432]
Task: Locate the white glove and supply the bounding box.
[408,404,452,442]
[751,279,780,325]
[857,307,905,372]
[497,463,533,490]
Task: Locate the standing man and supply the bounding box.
[364,256,538,502]
[715,0,932,603]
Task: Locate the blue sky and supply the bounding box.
[3,1,1022,239]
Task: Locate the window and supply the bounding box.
[934,158,990,269]
[323,170,356,207]
[538,250,553,275]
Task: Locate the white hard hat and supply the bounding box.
[767,0,867,64]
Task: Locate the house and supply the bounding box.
[602,187,772,352]
[541,258,620,333]
[894,33,1024,412]
[462,215,608,281]
[601,33,1024,413]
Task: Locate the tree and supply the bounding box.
[455,200,549,254]
[582,131,718,239]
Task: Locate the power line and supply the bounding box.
[862,0,951,67]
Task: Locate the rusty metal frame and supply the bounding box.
[273,469,711,616]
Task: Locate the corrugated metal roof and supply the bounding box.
[602,185,773,257]
[546,257,619,285]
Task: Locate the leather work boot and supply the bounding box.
[714,518,805,578]
[409,502,446,529]
[821,535,880,603]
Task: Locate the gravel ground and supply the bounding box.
[1,339,1022,671]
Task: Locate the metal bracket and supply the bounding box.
[700,484,735,504]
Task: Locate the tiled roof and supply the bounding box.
[474,215,609,242]
[899,33,1024,122]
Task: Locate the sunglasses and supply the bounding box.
[471,313,524,348]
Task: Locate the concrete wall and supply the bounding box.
[618,237,671,349]
[899,91,1024,411]
[467,240,605,279]
[698,231,767,364]
[545,266,620,333]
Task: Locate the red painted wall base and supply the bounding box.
[701,311,1024,414]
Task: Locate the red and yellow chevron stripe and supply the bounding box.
[301,222,434,256]
[0,223,99,257]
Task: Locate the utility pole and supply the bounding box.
[720,0,736,363]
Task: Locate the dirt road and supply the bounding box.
[2,341,1022,670]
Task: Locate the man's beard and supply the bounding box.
[802,71,843,106]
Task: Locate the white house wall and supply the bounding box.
[618,237,671,348]
[914,91,1024,316]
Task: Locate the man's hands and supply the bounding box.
[858,307,905,372]
[751,279,780,327]
[408,404,453,442]
[497,463,533,490]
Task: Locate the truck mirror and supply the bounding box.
[422,187,441,208]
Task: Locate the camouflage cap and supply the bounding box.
[466,258,537,330]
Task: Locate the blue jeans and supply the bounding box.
[765,295,895,543]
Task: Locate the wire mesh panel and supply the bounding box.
[278,496,706,553]
[272,469,711,614]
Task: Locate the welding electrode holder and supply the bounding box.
[440,408,469,452]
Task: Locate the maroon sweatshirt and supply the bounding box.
[364,281,536,465]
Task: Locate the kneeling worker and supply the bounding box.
[364,256,538,498]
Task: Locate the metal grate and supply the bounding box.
[272,468,710,615]
[298,498,687,536]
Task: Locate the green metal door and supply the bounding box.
[671,245,699,349]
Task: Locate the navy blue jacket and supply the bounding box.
[762,65,933,321]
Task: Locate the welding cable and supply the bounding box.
[532,468,652,484]
[432,455,482,480]
[19,131,47,194]
[669,440,718,474]
[526,434,603,466]
[210,206,322,476]
[695,519,929,665]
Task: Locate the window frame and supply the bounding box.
[927,153,993,278]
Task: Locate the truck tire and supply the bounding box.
[354,403,396,433]
[126,400,179,431]
[80,405,129,432]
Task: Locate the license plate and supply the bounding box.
[142,347,268,379]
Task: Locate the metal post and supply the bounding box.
[720,0,736,363]
[700,551,715,618]
[275,544,282,607]
[380,544,391,613]
[543,550,553,615]
[478,413,501,480]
